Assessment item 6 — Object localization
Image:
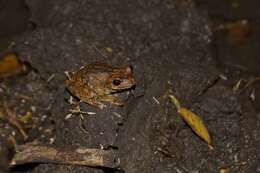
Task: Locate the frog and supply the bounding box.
[65,63,136,109]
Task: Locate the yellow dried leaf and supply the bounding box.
[219,168,230,173]
[179,107,212,146]
[0,109,5,119]
[0,53,24,78]
[105,47,113,53]
[19,111,33,123]
[169,94,213,148]
[168,95,181,110]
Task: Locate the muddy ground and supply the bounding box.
[0,0,259,173]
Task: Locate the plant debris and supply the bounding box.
[0,53,26,78]
[169,95,212,148]
[214,19,251,45]
[0,102,28,140]
[10,144,119,169]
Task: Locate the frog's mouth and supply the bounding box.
[110,85,136,94]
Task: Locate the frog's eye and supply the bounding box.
[112,79,121,86]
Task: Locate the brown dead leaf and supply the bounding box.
[214,19,251,45]
[0,53,25,78]
[226,20,251,45]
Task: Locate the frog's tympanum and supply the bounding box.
[65,63,136,109]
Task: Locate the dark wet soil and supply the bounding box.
[0,0,259,173]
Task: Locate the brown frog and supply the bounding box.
[65,63,136,109]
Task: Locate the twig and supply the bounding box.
[0,103,28,140]
[239,77,260,93]
[10,144,119,168]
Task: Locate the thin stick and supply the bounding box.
[10,144,119,168]
[239,77,260,93]
[0,103,28,140]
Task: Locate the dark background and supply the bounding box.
[0,0,259,173]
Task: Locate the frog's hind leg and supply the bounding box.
[100,94,124,106]
[71,87,106,109]
[80,97,106,109]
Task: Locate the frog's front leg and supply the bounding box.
[100,94,124,106]
[73,87,107,109]
[80,98,106,109]
[80,96,107,109]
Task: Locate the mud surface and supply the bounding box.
[0,0,259,173]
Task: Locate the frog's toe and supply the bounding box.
[90,101,106,109]
[98,103,107,109]
[81,98,106,109]
[112,101,124,106]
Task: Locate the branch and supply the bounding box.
[10,144,119,168]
